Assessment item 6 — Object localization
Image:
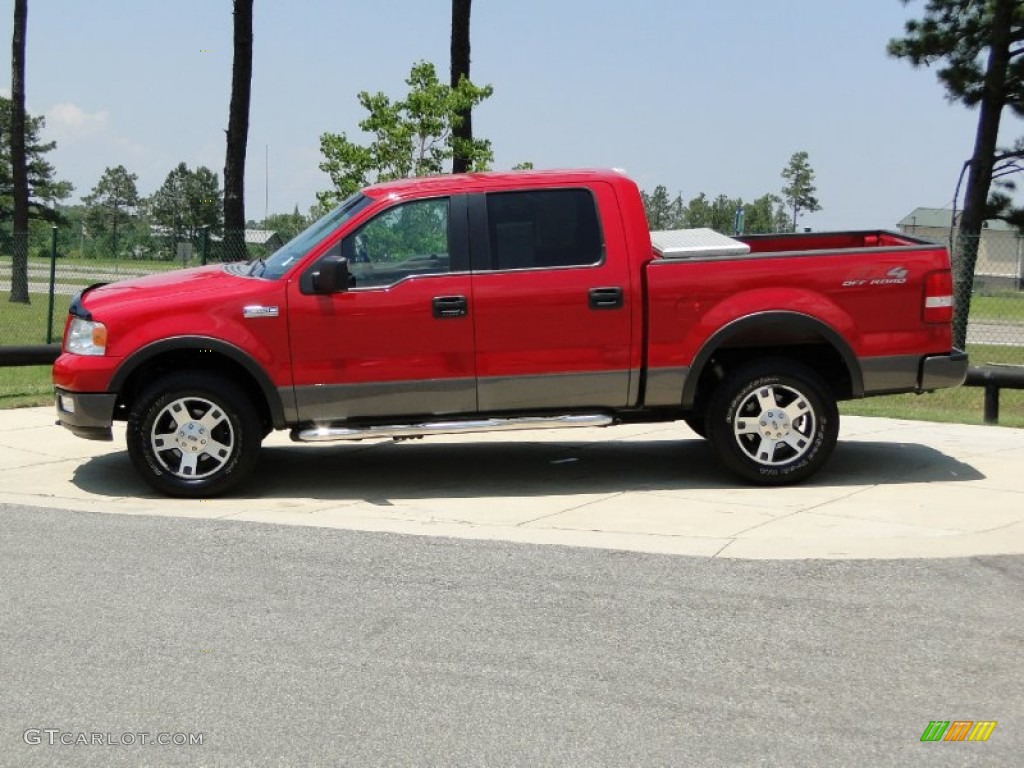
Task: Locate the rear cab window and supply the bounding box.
[483,188,604,271]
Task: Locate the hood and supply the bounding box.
[80,265,261,316]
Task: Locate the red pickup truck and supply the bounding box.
[54,169,967,496]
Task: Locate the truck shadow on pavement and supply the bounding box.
[70,436,983,501]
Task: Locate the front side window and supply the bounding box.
[341,197,451,288]
[486,189,603,271]
[259,193,370,280]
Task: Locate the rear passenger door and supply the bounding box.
[469,184,637,411]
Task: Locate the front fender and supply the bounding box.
[109,336,288,428]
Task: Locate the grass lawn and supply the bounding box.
[969,293,1024,323]
[30,255,192,272]
[0,366,54,409]
[840,386,1024,428]
[2,292,71,345]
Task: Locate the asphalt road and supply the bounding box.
[1,503,1021,767]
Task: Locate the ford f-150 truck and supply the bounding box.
[54,169,968,496]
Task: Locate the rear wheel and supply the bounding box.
[706,359,838,485]
[127,372,261,497]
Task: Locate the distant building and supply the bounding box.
[897,208,1022,290]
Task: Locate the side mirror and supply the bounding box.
[312,254,351,293]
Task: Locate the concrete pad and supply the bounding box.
[529,491,786,539]
[806,483,1024,533]
[0,406,1023,560]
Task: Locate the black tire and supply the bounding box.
[127,372,262,497]
[683,415,707,439]
[706,359,838,485]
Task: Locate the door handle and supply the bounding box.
[588,287,624,310]
[432,295,468,318]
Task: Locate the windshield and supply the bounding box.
[255,193,372,279]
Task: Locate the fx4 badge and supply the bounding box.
[842,266,909,287]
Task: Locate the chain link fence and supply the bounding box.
[949,231,1024,362]
[1,227,275,345]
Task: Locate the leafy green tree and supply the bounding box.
[987,136,1024,227]
[780,151,821,231]
[148,162,223,257]
[709,194,741,234]
[684,193,713,229]
[224,0,253,261]
[0,97,73,225]
[641,185,685,229]
[318,60,494,206]
[263,206,308,242]
[82,165,140,257]
[682,193,742,233]
[1,98,73,300]
[889,0,1024,348]
[742,193,790,234]
[642,185,797,235]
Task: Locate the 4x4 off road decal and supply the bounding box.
[842,265,909,287]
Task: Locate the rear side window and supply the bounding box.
[485,189,603,271]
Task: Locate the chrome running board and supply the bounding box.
[291,413,614,443]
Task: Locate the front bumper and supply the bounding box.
[919,349,969,391]
[55,389,117,441]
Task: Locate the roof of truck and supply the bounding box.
[362,168,634,199]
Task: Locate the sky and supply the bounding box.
[2,0,1022,231]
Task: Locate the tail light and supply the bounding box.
[923,270,954,324]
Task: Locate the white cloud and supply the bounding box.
[44,102,110,141]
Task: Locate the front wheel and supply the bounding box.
[127,372,262,497]
[706,359,838,485]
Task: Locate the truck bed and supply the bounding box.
[649,229,932,260]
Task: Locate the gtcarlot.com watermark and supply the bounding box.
[24,729,204,747]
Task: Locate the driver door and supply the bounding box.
[286,195,476,422]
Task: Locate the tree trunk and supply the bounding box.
[9,0,29,304]
[450,0,472,174]
[224,0,253,262]
[951,0,1014,350]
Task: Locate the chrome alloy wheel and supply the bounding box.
[149,396,236,479]
[732,383,816,467]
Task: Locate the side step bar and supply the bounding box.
[291,413,614,443]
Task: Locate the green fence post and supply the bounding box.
[201,226,210,266]
[46,226,58,344]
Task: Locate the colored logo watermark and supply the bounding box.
[920,721,997,742]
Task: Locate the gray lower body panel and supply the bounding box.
[54,389,116,441]
[860,355,922,395]
[291,370,635,423]
[861,350,968,395]
[920,349,968,391]
[293,378,476,422]
[644,366,689,407]
[477,370,631,411]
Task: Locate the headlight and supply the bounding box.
[65,317,108,356]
